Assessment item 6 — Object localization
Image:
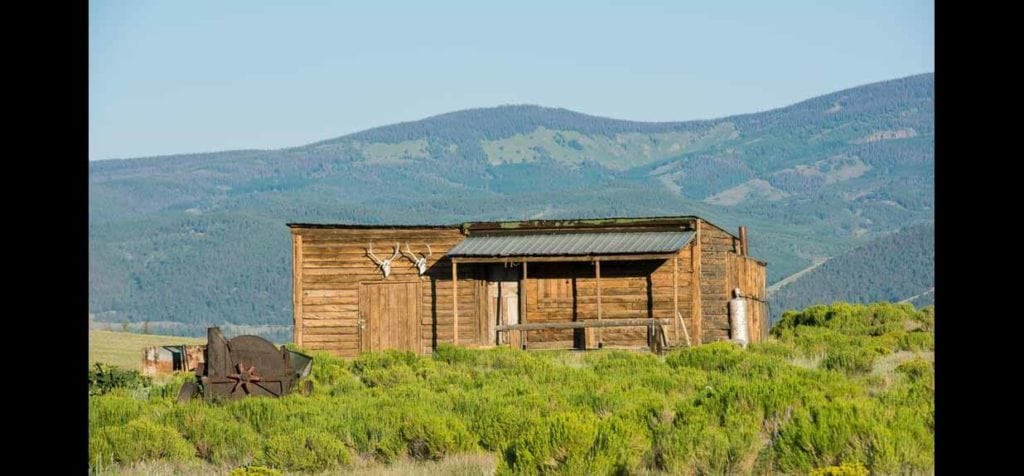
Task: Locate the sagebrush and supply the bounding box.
[90,302,934,474]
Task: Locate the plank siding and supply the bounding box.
[292,227,472,357]
[291,218,761,357]
[520,251,694,348]
[726,254,768,343]
[698,223,738,343]
[292,233,304,347]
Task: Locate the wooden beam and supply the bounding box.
[672,255,679,343]
[452,261,458,345]
[507,280,521,349]
[595,259,603,347]
[691,219,702,345]
[450,253,676,264]
[292,233,304,347]
[739,226,748,256]
[497,318,673,332]
[521,262,528,349]
[477,278,490,346]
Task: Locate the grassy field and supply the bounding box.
[89,330,206,370]
[89,303,934,475]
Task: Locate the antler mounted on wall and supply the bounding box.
[400,243,433,275]
[366,242,400,279]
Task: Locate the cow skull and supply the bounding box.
[366,242,400,279]
[400,243,433,275]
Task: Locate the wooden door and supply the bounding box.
[486,265,519,346]
[359,282,421,353]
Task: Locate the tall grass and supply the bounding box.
[89,302,934,474]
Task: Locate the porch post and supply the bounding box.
[520,261,528,349]
[595,259,603,348]
[691,220,703,345]
[452,260,458,345]
[673,256,679,342]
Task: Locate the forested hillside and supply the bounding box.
[770,222,934,321]
[89,74,934,340]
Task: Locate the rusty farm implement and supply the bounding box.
[176,327,313,402]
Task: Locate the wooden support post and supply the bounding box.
[739,226,748,256]
[292,233,303,347]
[691,220,702,345]
[478,278,490,346]
[672,256,679,343]
[595,259,603,348]
[497,318,673,331]
[521,262,528,349]
[452,261,459,346]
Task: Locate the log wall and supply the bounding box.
[726,253,769,343]
[698,223,740,343]
[522,250,694,348]
[293,219,762,357]
[292,227,478,357]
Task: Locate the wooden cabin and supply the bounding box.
[288,216,767,357]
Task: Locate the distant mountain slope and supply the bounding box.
[769,222,934,322]
[89,74,934,340]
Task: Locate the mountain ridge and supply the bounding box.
[92,72,933,163]
[89,73,934,340]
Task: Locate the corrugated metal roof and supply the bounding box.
[447,231,695,257]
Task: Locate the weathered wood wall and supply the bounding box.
[698,223,740,343]
[726,254,769,343]
[522,251,694,349]
[292,227,479,358]
[293,219,762,357]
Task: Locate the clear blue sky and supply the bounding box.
[89,1,934,160]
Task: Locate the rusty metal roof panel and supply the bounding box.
[447,231,695,257]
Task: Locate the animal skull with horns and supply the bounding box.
[366,242,400,279]
[400,243,433,275]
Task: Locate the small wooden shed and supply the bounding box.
[288,216,767,357]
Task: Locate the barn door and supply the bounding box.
[358,282,421,353]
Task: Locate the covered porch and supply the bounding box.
[446,230,699,351]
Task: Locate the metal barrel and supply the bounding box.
[729,288,749,348]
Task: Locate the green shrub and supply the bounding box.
[90,418,193,465]
[90,395,144,427]
[88,302,933,474]
[590,415,651,473]
[162,404,263,465]
[821,347,875,374]
[915,305,935,331]
[308,352,363,394]
[811,461,870,476]
[898,331,934,351]
[148,373,194,400]
[772,401,873,473]
[666,341,747,372]
[88,363,152,396]
[400,413,476,460]
[228,465,282,476]
[432,343,480,365]
[774,302,923,337]
[259,430,352,472]
[747,340,798,359]
[504,411,599,474]
[352,349,437,387]
[896,358,933,382]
